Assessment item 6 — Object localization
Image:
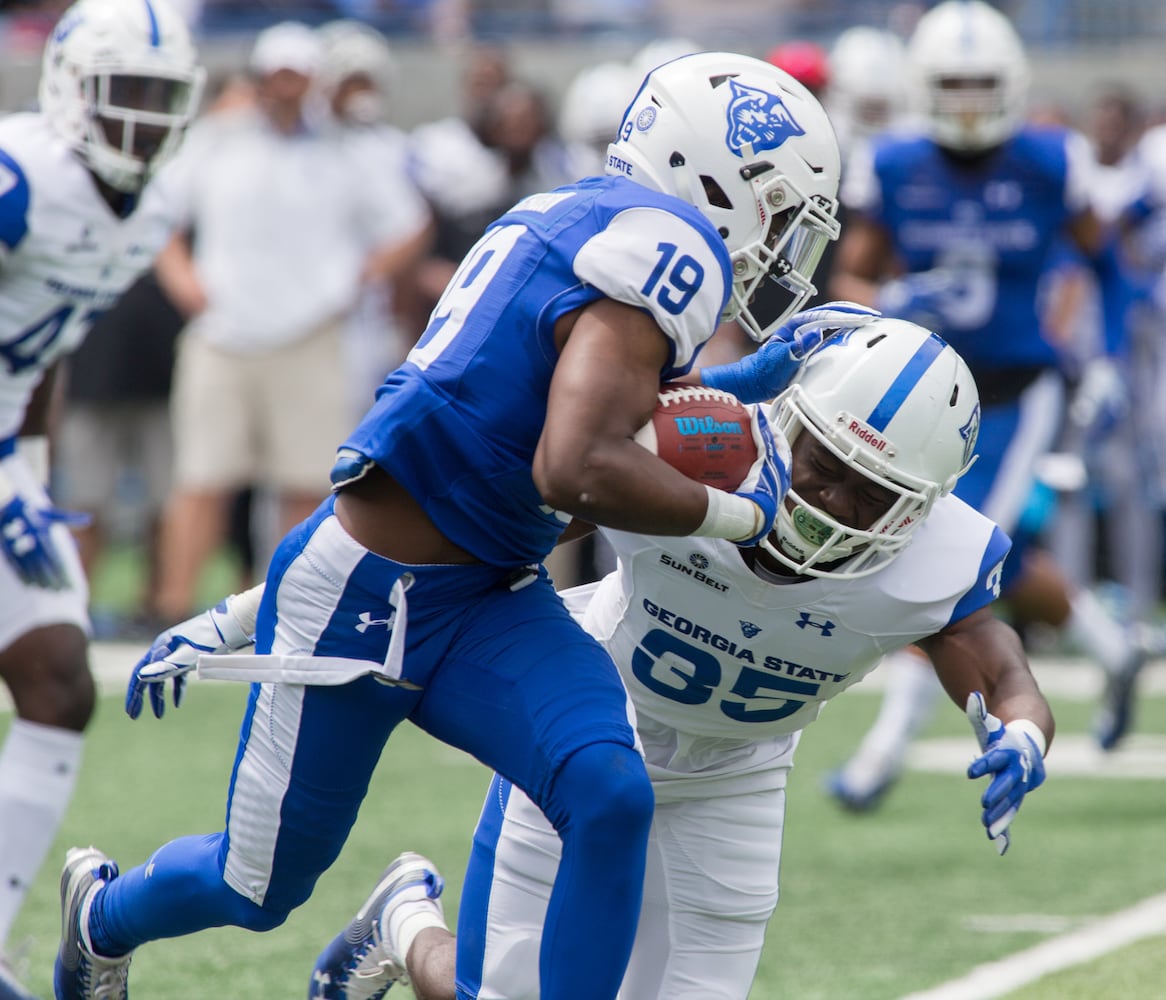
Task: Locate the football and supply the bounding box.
[634,383,757,490]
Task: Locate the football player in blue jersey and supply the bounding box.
[0,0,202,991]
[825,0,1146,810]
[300,320,1052,1000]
[55,53,873,1000]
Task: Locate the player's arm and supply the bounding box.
[826,213,895,306]
[920,608,1053,853]
[535,298,781,545]
[536,298,707,535]
[919,607,1054,742]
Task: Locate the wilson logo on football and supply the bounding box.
[672,415,744,436]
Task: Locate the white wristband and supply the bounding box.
[224,584,265,639]
[17,435,50,488]
[1005,718,1048,758]
[693,485,763,543]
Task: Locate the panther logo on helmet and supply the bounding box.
[725,79,805,155]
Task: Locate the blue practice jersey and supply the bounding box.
[844,125,1094,376]
[342,175,732,567]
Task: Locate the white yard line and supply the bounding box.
[900,892,1166,1000]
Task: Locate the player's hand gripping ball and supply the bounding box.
[634,383,758,491]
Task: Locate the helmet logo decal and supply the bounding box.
[635,107,657,132]
[725,78,805,157]
[866,332,946,432]
[959,402,980,466]
[843,416,889,453]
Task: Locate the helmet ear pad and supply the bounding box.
[761,319,981,579]
[606,51,843,340]
[38,0,205,192]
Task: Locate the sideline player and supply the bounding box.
[309,319,1053,1000]
[826,1,1144,811]
[0,0,202,989]
[56,53,851,1000]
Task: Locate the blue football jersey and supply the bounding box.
[341,175,732,567]
[845,125,1094,374]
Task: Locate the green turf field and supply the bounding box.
[4,661,1165,998]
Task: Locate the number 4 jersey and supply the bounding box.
[342,174,733,567]
[570,495,1010,798]
[0,113,177,437]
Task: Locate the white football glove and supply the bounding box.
[965,691,1047,855]
[125,586,264,719]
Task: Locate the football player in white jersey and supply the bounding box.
[304,319,1052,1000]
[0,0,202,984]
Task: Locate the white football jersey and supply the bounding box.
[0,113,176,437]
[570,493,1008,795]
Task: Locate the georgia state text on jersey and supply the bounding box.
[0,113,176,438]
[575,495,1009,793]
[842,124,1094,375]
[341,174,732,567]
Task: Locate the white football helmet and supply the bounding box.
[906,0,1029,154]
[39,0,205,193]
[827,27,907,152]
[763,318,980,578]
[606,51,842,342]
[318,19,397,124]
[559,61,637,152]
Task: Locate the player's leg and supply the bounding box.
[455,776,563,1000]
[619,784,787,1000]
[310,848,453,1000]
[413,575,654,1000]
[827,645,941,810]
[56,502,421,995]
[0,464,93,956]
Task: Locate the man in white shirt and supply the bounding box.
[152,21,432,624]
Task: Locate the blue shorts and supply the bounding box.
[954,369,1063,592]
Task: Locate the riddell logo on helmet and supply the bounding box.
[845,418,888,452]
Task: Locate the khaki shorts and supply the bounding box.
[54,402,172,515]
[171,319,350,493]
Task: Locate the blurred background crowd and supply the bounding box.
[2,0,1166,646]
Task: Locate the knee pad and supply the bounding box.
[545,741,654,849]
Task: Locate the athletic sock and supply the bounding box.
[0,719,83,946]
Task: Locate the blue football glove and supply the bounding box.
[126,596,256,720]
[729,405,792,547]
[0,487,89,590]
[965,691,1047,856]
[876,269,956,329]
[703,301,882,403]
